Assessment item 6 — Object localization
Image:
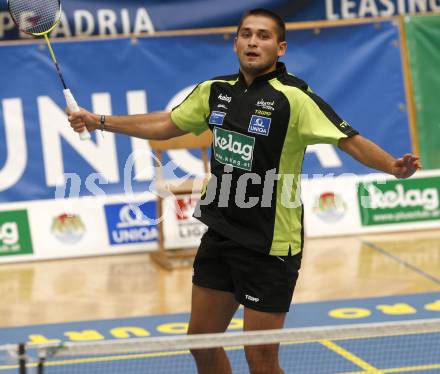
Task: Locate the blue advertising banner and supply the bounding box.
[289,0,440,22]
[1,0,439,40]
[0,20,411,203]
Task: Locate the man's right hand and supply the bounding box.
[67,108,100,133]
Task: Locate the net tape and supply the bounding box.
[11,318,438,359]
[8,0,61,34]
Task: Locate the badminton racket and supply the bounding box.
[7,0,91,141]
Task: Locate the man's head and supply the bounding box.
[237,9,286,42]
[234,9,287,79]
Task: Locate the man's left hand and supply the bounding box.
[392,153,422,179]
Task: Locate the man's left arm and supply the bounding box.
[338,134,422,179]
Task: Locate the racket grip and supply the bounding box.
[63,89,91,141]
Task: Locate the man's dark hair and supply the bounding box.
[237,8,286,42]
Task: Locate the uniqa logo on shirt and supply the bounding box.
[213,127,255,171]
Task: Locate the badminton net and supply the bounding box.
[1,318,440,373]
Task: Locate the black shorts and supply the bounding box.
[192,228,302,313]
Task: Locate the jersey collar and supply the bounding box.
[238,62,287,87]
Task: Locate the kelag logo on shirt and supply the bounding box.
[213,127,255,171]
[248,115,271,136]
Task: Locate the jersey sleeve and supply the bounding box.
[170,82,212,136]
[297,92,358,146]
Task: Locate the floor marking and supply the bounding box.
[320,339,383,373]
[362,240,440,286]
[382,363,440,372]
[342,363,440,373]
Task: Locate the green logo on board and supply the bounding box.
[0,210,33,256]
[213,127,255,171]
[357,177,440,226]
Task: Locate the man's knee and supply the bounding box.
[245,345,283,374]
[190,347,222,362]
[190,348,229,370]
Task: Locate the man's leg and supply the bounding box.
[243,307,287,374]
[188,284,240,374]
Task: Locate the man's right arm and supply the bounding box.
[68,110,187,140]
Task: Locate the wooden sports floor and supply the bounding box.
[0,229,439,328]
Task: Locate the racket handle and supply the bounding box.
[63,89,91,141]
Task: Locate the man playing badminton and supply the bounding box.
[68,8,421,374]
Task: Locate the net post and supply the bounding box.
[37,356,46,374]
[18,343,26,374]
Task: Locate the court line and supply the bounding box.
[342,362,440,373]
[382,363,440,373]
[362,240,440,286]
[0,346,246,370]
[319,339,383,373]
[1,349,191,369]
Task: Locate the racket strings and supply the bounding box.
[8,0,61,35]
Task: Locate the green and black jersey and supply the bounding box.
[171,63,358,256]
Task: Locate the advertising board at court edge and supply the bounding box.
[357,176,440,226]
[0,210,33,256]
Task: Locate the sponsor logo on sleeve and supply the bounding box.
[248,115,271,136]
[104,202,157,245]
[357,177,440,226]
[0,210,33,256]
[51,214,86,244]
[338,120,351,133]
[208,111,226,126]
[213,127,255,171]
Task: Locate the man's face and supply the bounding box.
[234,15,287,77]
